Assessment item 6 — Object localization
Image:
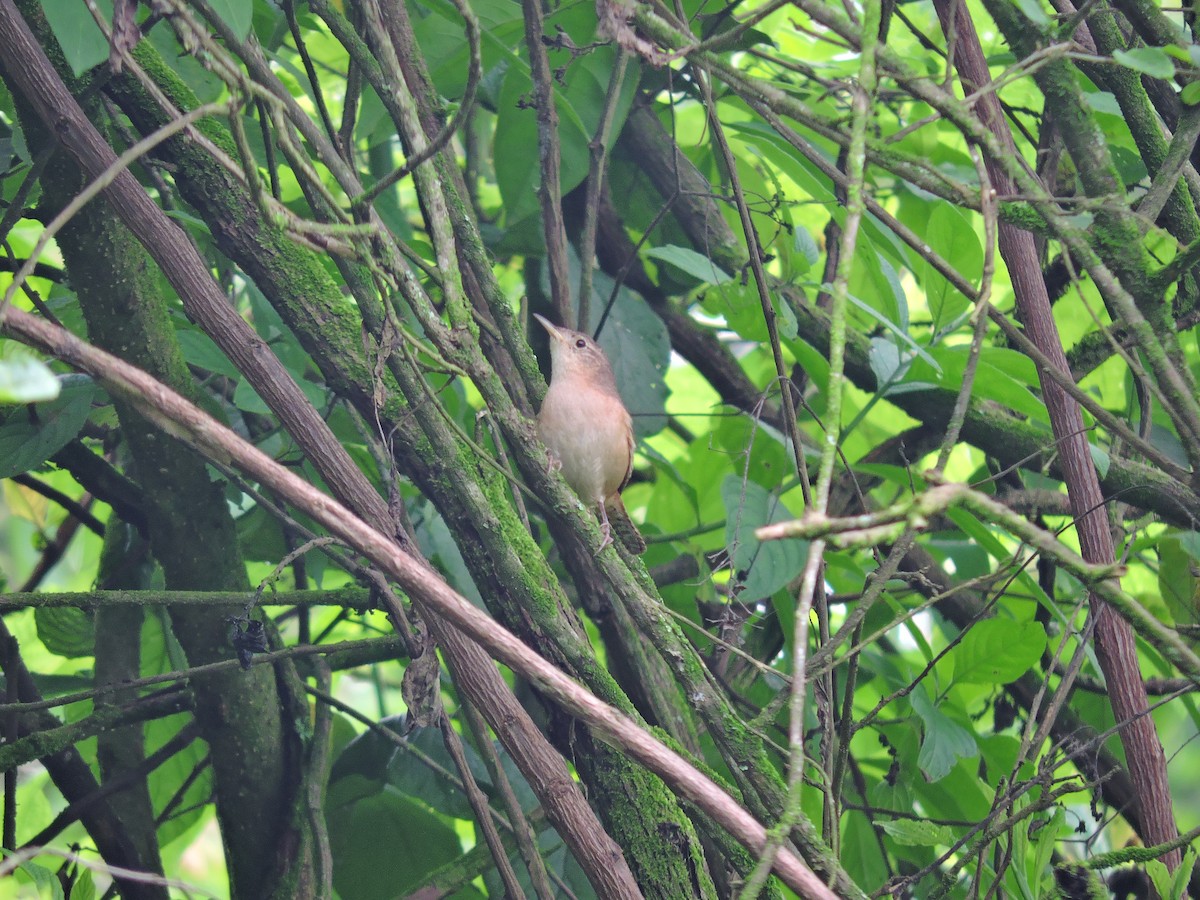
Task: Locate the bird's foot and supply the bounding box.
[596,505,614,554]
[596,520,614,554]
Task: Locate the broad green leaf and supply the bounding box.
[35,606,94,658]
[848,295,939,376]
[868,337,905,387]
[0,375,96,479]
[327,792,461,899]
[484,834,590,899]
[645,245,733,285]
[419,510,485,607]
[945,508,1068,629]
[0,350,60,403]
[791,336,832,393]
[384,725,490,820]
[951,618,1046,685]
[1028,808,1069,896]
[905,346,1045,421]
[794,225,820,272]
[235,502,289,563]
[1183,81,1200,106]
[726,121,837,207]
[777,290,799,339]
[1146,852,1192,900]
[911,685,979,781]
[1083,91,1122,116]
[721,475,808,608]
[7,855,65,900]
[1158,534,1200,624]
[842,810,890,888]
[415,0,525,98]
[878,818,955,847]
[848,245,906,332]
[233,374,328,416]
[41,0,112,76]
[207,0,253,40]
[177,330,241,379]
[703,282,763,342]
[65,868,96,900]
[1113,47,1175,80]
[495,46,639,227]
[329,715,498,821]
[920,203,981,332]
[1011,0,1050,26]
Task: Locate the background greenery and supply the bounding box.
[0,0,1198,895]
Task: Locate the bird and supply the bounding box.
[533,313,646,554]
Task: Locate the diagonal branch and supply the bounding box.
[3,305,839,900]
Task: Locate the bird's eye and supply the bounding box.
[575,338,587,349]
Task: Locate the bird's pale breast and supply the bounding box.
[538,382,632,505]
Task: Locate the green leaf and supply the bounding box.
[726,121,837,207]
[645,245,734,285]
[906,346,1045,421]
[1113,47,1175,80]
[414,0,525,99]
[1158,534,1199,624]
[1089,443,1110,478]
[951,619,1046,684]
[418,511,485,607]
[146,716,209,848]
[920,203,981,332]
[329,716,493,821]
[0,376,95,478]
[842,810,890,888]
[794,225,820,272]
[206,0,253,40]
[1011,0,1050,26]
[495,46,639,227]
[721,475,808,606]
[1083,91,1122,116]
[0,348,60,403]
[6,854,65,900]
[35,606,95,659]
[177,330,241,379]
[383,726,489,819]
[848,245,906,332]
[848,292,939,376]
[327,792,462,899]
[911,685,978,781]
[1146,858,1179,900]
[65,863,97,900]
[1182,81,1200,106]
[233,374,328,415]
[41,0,112,76]
[1028,808,1069,894]
[878,818,955,847]
[868,337,904,387]
[703,282,761,343]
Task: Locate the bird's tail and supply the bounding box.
[605,496,646,554]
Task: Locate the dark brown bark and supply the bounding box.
[933,0,1180,870]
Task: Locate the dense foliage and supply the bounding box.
[1,0,1199,896]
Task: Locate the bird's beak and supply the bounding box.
[533,313,567,345]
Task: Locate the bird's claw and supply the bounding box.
[595,521,614,555]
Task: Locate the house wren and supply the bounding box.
[534,314,646,554]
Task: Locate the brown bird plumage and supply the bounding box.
[534,314,645,554]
